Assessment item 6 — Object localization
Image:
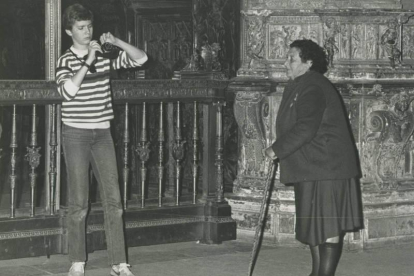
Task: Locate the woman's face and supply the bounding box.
[284,47,312,80]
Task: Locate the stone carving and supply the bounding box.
[379,19,401,68]
[200,43,222,71]
[365,25,377,60]
[339,24,350,59]
[323,17,340,67]
[269,28,287,60]
[241,8,414,79]
[399,13,414,62]
[324,0,402,9]
[243,11,271,69]
[269,24,303,60]
[182,53,200,71]
[365,89,414,189]
[402,26,414,60]
[233,91,268,184]
[351,24,364,60]
[247,0,324,9]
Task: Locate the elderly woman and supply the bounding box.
[264,39,363,276]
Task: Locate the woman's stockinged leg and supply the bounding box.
[309,245,320,276]
[318,236,344,276]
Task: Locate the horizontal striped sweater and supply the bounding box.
[56,48,147,125]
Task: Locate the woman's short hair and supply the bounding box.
[290,39,328,74]
[62,4,93,30]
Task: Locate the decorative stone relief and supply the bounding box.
[324,0,402,9]
[229,80,281,196]
[342,85,414,190]
[379,19,401,68]
[233,91,268,176]
[242,10,271,70]
[245,0,324,10]
[239,6,414,79]
[268,16,321,61]
[323,17,340,67]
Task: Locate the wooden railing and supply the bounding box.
[0,79,229,217]
[0,78,236,260]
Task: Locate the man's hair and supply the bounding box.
[62,4,93,30]
[290,39,328,74]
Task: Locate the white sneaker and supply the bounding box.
[68,262,85,276]
[110,263,135,276]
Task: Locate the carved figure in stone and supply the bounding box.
[340,25,349,59]
[391,91,414,142]
[365,26,377,59]
[402,27,414,60]
[283,25,299,48]
[245,15,268,68]
[380,19,401,68]
[200,43,221,71]
[309,29,318,43]
[351,25,363,59]
[269,29,286,59]
[211,43,222,71]
[182,52,200,71]
[323,18,339,67]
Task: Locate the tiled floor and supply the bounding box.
[0,240,413,276]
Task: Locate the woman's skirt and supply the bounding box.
[293,178,364,246]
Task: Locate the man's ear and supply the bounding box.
[306,60,313,68]
[65,29,73,37]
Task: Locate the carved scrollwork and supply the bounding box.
[365,90,414,189]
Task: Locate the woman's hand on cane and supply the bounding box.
[262,145,278,160]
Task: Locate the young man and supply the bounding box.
[56,4,147,276]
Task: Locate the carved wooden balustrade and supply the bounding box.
[0,79,236,260]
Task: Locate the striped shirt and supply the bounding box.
[56,46,147,128]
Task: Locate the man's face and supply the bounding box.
[284,47,312,80]
[66,20,93,48]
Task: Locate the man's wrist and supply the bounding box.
[82,62,90,69]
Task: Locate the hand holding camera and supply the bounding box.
[98,32,121,59]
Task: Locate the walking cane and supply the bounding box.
[247,159,277,276]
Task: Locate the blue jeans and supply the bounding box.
[62,125,126,264]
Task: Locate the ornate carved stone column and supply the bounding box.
[229,80,278,196]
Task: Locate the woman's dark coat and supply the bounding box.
[271,71,360,184]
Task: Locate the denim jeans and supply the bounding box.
[62,125,126,265]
